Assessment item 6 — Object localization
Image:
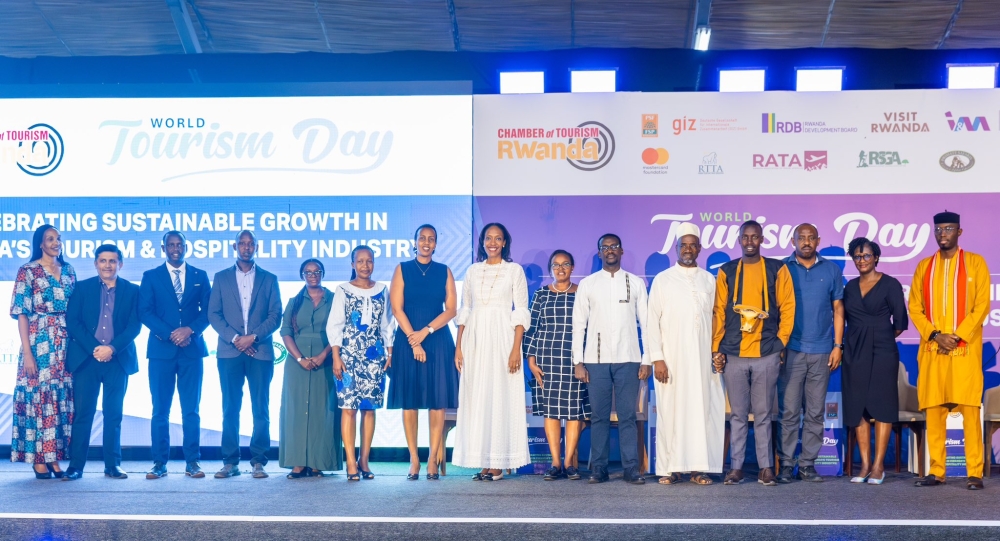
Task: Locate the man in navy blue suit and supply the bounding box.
[64,244,141,480]
[138,231,212,479]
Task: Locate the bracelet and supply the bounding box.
[928,330,940,341]
[426,326,435,334]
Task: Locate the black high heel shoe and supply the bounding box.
[286,468,309,479]
[33,465,52,480]
[47,464,65,479]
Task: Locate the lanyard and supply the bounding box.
[731,259,768,313]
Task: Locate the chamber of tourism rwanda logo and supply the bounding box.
[2,123,64,176]
[497,121,616,171]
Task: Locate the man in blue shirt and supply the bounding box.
[777,224,844,483]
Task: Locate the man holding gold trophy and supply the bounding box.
[712,221,796,486]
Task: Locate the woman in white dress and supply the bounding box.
[453,222,531,480]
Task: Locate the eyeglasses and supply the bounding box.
[303,271,323,277]
[551,263,574,269]
[934,226,958,234]
[598,244,621,253]
[852,254,874,262]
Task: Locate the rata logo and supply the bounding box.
[945,112,990,131]
[3,124,64,176]
[752,151,827,171]
[939,151,974,172]
[497,121,615,171]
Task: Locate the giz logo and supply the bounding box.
[642,114,658,137]
[672,117,696,135]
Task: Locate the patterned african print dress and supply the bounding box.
[327,282,394,410]
[9,261,76,463]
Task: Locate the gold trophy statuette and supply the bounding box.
[733,304,768,333]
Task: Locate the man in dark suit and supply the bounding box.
[64,244,142,480]
[208,230,282,479]
[138,231,212,479]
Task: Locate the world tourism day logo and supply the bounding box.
[2,123,64,176]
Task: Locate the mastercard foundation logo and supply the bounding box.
[642,148,669,165]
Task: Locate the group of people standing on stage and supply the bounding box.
[9,211,992,490]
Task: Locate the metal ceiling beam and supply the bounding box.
[32,0,72,55]
[937,0,964,49]
[166,0,202,54]
[690,0,712,49]
[819,0,836,47]
[313,0,333,52]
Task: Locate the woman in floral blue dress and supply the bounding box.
[327,246,393,481]
[9,225,76,479]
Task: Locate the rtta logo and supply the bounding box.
[857,151,908,168]
[939,150,974,172]
[752,151,827,171]
[642,114,658,137]
[8,123,64,176]
[699,152,723,174]
[945,112,990,132]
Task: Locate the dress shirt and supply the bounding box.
[95,280,116,349]
[168,261,187,297]
[236,263,256,335]
[572,268,649,365]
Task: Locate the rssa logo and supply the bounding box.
[753,150,828,171]
[497,121,616,171]
[945,112,990,132]
[0,123,65,176]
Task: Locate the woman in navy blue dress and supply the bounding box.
[388,224,459,480]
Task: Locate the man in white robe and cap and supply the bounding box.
[648,223,725,485]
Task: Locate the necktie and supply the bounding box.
[173,270,183,302]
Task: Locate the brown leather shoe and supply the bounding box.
[723,469,744,485]
[967,477,984,490]
[758,467,777,486]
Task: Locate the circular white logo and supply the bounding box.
[17,123,64,176]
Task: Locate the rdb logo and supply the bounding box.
[761,113,801,134]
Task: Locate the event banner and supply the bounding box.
[474,90,1000,473]
[0,94,472,448]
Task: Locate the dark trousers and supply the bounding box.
[219,354,274,465]
[149,355,204,464]
[587,362,641,472]
[777,350,830,468]
[69,358,128,471]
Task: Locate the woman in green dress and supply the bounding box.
[278,259,342,478]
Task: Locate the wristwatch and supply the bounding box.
[833,343,844,350]
[297,357,305,362]
[426,326,435,334]
[928,330,941,341]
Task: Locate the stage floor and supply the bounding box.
[1,461,998,540]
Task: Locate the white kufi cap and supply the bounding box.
[676,222,701,240]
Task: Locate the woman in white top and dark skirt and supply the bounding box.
[452,223,531,480]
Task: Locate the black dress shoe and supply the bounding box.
[776,466,794,484]
[146,462,167,479]
[623,468,646,485]
[105,467,128,479]
[967,477,984,490]
[588,469,610,484]
[185,462,205,478]
[914,475,944,487]
[62,468,83,481]
[796,466,823,483]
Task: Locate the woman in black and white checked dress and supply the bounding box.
[525,250,590,481]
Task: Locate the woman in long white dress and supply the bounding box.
[452,222,531,480]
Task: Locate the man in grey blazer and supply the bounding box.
[208,230,282,479]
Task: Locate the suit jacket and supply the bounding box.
[138,262,212,360]
[208,263,282,360]
[66,276,142,375]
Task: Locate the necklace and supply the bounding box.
[480,262,503,305]
[414,260,431,276]
[551,281,572,293]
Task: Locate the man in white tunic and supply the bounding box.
[648,223,725,485]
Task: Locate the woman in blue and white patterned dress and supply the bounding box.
[327,245,393,481]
